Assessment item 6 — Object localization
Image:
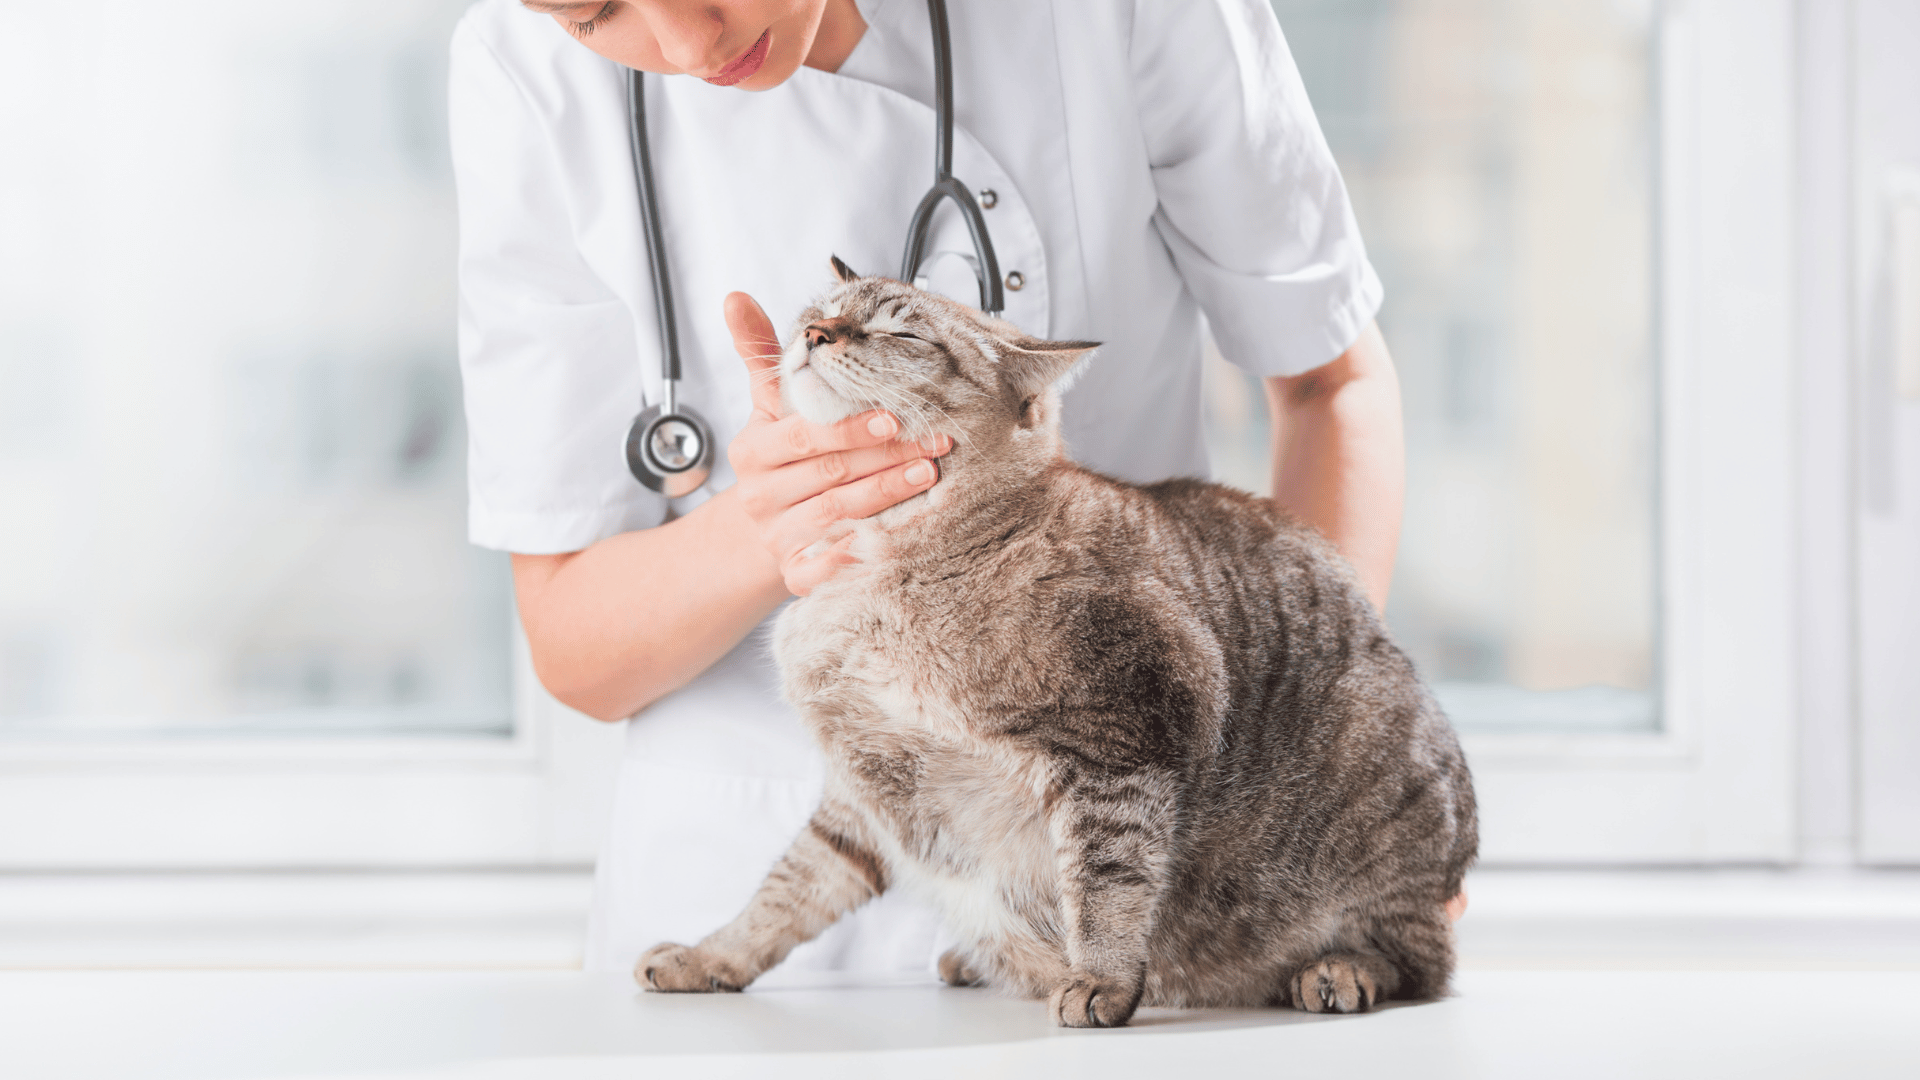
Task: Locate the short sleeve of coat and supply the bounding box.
[449,13,664,553]
[1131,0,1383,377]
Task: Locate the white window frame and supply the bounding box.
[0,0,1799,871]
[1854,0,1920,866]
[1462,0,1799,864]
[0,632,623,868]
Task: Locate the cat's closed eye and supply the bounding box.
[890,331,923,341]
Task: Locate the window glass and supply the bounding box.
[0,3,509,737]
[1205,0,1659,732]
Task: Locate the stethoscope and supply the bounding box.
[624,0,1003,496]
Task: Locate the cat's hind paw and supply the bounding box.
[1289,954,1385,1014]
[1048,970,1143,1028]
[635,942,750,993]
[938,948,985,988]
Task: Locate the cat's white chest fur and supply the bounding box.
[772,564,1065,952]
[879,745,1063,949]
[772,548,969,739]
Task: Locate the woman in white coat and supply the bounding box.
[450,0,1420,980]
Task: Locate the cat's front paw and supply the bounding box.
[1290,954,1383,1013]
[938,948,984,988]
[1048,970,1143,1028]
[635,942,750,993]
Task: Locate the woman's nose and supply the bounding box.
[645,7,728,73]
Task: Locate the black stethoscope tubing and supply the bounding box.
[623,64,713,496]
[900,0,1003,316]
[625,0,1001,494]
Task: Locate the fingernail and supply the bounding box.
[905,461,933,485]
[867,414,896,437]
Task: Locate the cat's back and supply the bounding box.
[875,466,1389,689]
[1128,474,1457,768]
[1093,472,1475,959]
[1045,472,1467,850]
[1078,473,1389,684]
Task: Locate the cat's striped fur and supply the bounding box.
[636,260,1477,1027]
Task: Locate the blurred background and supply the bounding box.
[1213,0,1658,735]
[0,0,510,740]
[1,0,1917,975]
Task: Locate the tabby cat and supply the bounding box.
[636,259,1477,1027]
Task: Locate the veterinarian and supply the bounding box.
[452,0,1430,979]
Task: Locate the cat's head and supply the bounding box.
[779,257,1097,460]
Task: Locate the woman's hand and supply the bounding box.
[722,292,950,595]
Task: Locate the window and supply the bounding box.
[1208,0,1659,734]
[1210,0,1800,862]
[0,2,616,871]
[0,3,511,741]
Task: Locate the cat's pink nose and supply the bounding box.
[805,318,852,349]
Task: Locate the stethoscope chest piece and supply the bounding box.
[626,400,713,498]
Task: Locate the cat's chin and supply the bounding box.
[783,367,861,426]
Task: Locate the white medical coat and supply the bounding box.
[449,0,1382,978]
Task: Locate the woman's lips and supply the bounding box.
[704,30,771,86]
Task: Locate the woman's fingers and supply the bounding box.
[808,457,940,526]
[725,291,784,419]
[783,535,859,597]
[744,436,951,518]
[769,457,940,560]
[731,407,905,474]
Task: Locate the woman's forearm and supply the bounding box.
[1264,321,1406,610]
[511,487,791,722]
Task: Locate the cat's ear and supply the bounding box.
[994,334,1100,400]
[828,255,860,283]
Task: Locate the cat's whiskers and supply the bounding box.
[840,377,926,435]
[896,371,976,450]
[844,375,960,449]
[841,361,942,426]
[884,385,972,451]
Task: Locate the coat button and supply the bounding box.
[1004,270,1025,291]
[978,189,998,209]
